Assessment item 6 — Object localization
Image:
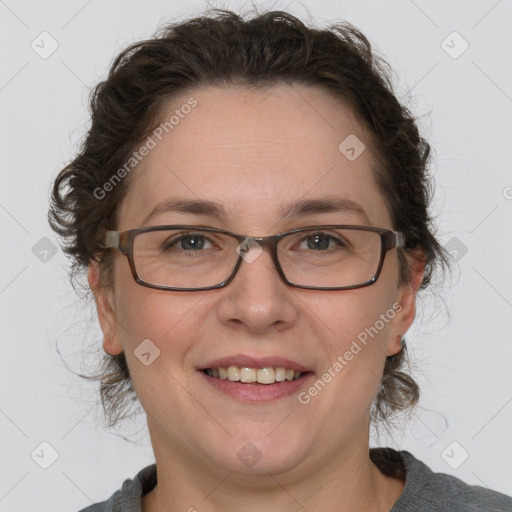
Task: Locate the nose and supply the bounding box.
[216,244,299,335]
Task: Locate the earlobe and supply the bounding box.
[87,260,124,356]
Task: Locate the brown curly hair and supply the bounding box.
[49,8,449,428]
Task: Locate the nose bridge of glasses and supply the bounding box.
[234,234,278,262]
[248,235,277,250]
[231,234,283,286]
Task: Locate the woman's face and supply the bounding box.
[91,84,421,479]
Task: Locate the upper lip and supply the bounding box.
[199,355,312,373]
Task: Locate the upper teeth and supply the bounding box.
[205,366,303,384]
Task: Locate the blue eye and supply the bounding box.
[299,232,345,250]
[164,233,213,251]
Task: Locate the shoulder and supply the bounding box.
[371,447,512,512]
[76,464,157,512]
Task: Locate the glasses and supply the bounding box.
[101,225,405,292]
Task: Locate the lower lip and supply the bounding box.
[199,371,314,402]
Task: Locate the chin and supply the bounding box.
[202,429,310,479]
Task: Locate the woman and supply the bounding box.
[49,8,512,512]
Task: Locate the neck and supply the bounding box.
[142,431,404,512]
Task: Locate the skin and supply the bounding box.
[88,84,424,511]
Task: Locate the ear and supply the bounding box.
[386,249,426,357]
[87,259,123,356]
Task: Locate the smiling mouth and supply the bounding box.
[202,366,306,385]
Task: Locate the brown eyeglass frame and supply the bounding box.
[101,224,405,292]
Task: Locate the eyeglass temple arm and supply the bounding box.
[394,232,405,248]
[102,230,120,249]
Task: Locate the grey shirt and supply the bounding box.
[78,447,512,511]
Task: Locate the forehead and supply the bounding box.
[117,84,391,231]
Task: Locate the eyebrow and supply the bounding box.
[142,196,371,225]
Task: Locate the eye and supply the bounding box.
[298,232,345,251]
[164,233,214,251]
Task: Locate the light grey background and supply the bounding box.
[1,0,511,510]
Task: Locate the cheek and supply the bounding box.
[308,283,400,414]
[111,259,201,364]
[317,285,395,356]
[116,288,199,350]
[113,286,206,412]
[294,289,399,441]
